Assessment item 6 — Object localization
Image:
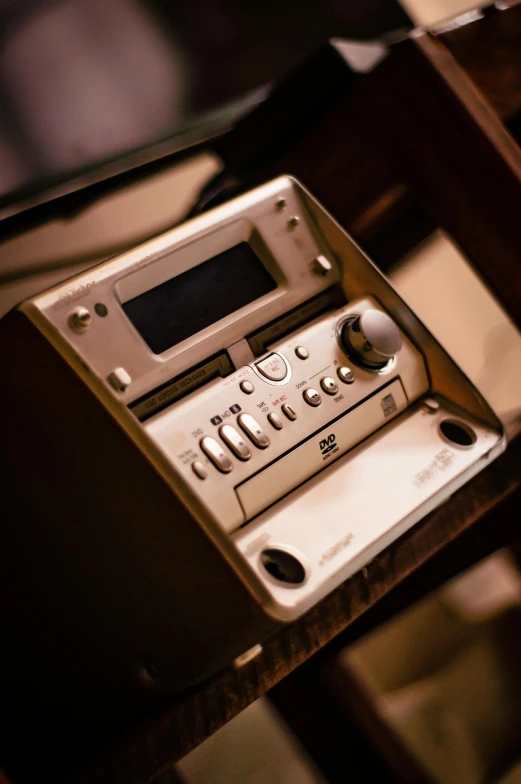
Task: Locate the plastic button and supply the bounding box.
[337,366,355,384]
[237,414,270,448]
[255,353,288,382]
[219,425,251,461]
[295,346,309,360]
[192,461,208,480]
[240,380,255,394]
[281,404,297,421]
[267,413,284,430]
[320,377,338,395]
[303,388,322,407]
[108,367,131,392]
[200,437,233,473]
[311,255,333,276]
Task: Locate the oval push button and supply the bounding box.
[267,412,284,430]
[238,414,270,449]
[219,425,251,461]
[255,353,288,382]
[191,461,208,480]
[200,437,233,473]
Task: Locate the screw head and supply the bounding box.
[275,197,287,211]
[287,216,300,229]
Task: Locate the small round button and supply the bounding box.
[295,346,309,360]
[337,366,355,384]
[303,388,322,407]
[320,376,338,395]
[192,461,208,480]
[240,380,254,394]
[69,306,91,331]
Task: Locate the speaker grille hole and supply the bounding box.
[261,549,306,584]
[439,419,477,448]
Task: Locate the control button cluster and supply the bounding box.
[303,368,356,406]
[193,350,357,479]
[192,397,300,479]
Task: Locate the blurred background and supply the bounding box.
[0,0,412,213]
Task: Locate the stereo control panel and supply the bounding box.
[145,297,429,532]
[15,174,506,627]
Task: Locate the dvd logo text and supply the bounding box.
[320,434,337,455]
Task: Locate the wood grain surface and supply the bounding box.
[439,2,521,124]
[354,32,521,328]
[212,4,521,278]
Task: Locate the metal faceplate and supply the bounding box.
[144,297,429,533]
[233,395,501,620]
[20,175,506,624]
[22,178,339,406]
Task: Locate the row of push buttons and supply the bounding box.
[195,413,271,476]
[302,366,354,407]
[268,404,297,429]
[193,403,298,478]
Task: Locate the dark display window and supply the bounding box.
[122,242,276,353]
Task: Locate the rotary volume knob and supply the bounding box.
[341,309,402,369]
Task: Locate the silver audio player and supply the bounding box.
[0,176,506,759]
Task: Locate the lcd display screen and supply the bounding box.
[122,242,276,353]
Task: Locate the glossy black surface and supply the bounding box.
[122,242,276,353]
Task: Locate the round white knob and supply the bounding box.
[341,309,402,369]
[69,306,91,331]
